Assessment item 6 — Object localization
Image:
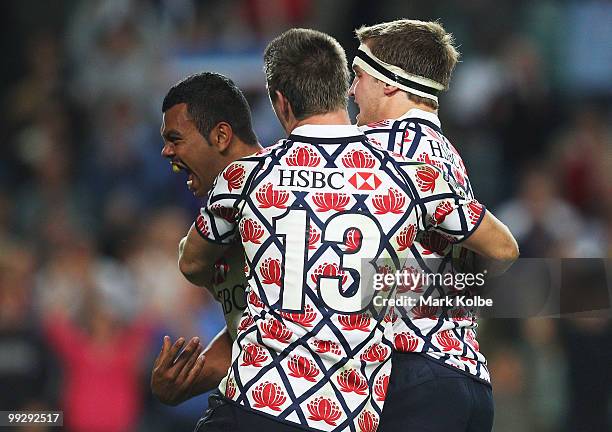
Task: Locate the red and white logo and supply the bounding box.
[256,183,290,209]
[252,381,286,411]
[344,228,362,252]
[287,355,320,382]
[432,201,455,225]
[396,223,417,251]
[358,410,379,432]
[466,330,480,352]
[467,201,484,224]
[342,150,375,168]
[436,330,461,352]
[337,369,368,395]
[394,332,419,352]
[223,163,246,191]
[196,215,209,237]
[247,290,265,309]
[372,188,405,214]
[415,165,439,192]
[279,304,317,327]
[260,258,282,286]
[237,314,255,331]
[240,219,265,244]
[260,318,293,343]
[241,343,269,367]
[307,397,342,426]
[349,172,382,191]
[308,226,320,250]
[286,146,321,167]
[338,313,371,332]
[374,374,389,402]
[311,263,348,285]
[383,309,398,323]
[311,339,342,356]
[312,192,350,212]
[360,344,389,362]
[453,167,466,187]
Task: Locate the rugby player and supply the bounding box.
[177,29,517,432]
[351,19,510,431]
[153,72,262,405]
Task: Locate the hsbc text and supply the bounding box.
[278,169,344,190]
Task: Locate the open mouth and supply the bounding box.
[170,160,196,190]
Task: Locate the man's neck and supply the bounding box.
[289,109,352,133]
[232,138,263,160]
[382,96,437,120]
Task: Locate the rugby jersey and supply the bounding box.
[361,109,490,384]
[209,248,248,340]
[196,124,482,431]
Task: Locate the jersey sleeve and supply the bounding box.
[195,160,257,244]
[402,163,486,243]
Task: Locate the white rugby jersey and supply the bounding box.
[195,124,482,431]
[360,109,490,384]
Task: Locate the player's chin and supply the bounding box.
[187,175,204,197]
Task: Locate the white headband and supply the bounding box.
[352,44,445,102]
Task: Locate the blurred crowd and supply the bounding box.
[1,1,610,431]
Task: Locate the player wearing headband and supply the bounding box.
[350,20,499,431]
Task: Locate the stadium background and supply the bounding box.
[0,0,610,431]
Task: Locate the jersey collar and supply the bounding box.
[289,124,364,138]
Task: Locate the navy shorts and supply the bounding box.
[379,352,494,432]
[194,390,311,432]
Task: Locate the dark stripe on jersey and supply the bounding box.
[354,51,441,97]
[402,117,443,135]
[287,134,365,144]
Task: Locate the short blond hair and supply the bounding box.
[356,19,460,108]
[264,28,350,120]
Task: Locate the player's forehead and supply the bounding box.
[161,103,194,136]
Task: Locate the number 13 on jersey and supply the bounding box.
[274,209,382,313]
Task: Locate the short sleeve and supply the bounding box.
[402,163,486,243]
[195,161,254,244]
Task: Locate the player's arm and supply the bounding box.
[407,163,519,274]
[151,328,233,406]
[460,211,519,276]
[180,160,254,286]
[179,224,231,286]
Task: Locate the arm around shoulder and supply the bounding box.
[461,211,519,275]
[179,224,229,287]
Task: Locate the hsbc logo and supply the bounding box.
[349,172,381,190]
[278,169,344,190]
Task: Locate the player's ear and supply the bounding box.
[273,90,296,132]
[209,122,233,153]
[274,90,291,120]
[383,83,401,96]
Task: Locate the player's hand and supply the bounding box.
[452,244,476,274]
[151,336,206,406]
